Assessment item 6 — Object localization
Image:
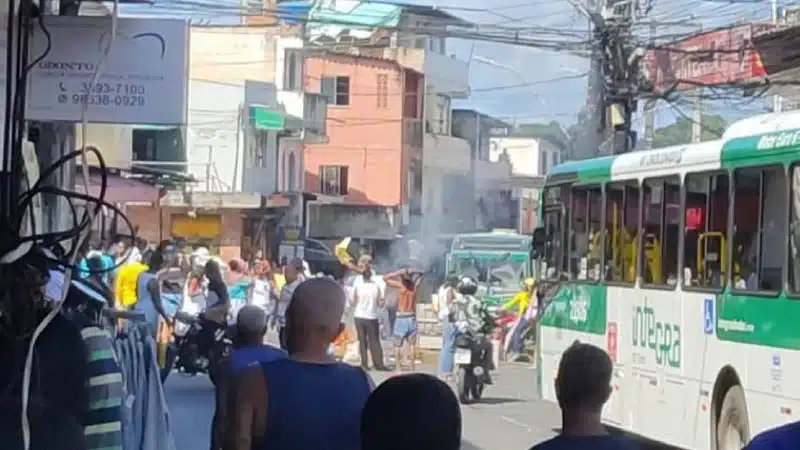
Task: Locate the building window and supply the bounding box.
[320,76,350,106]
[284,49,300,91]
[376,74,388,108]
[428,94,450,135]
[539,149,546,175]
[254,131,269,167]
[320,165,349,195]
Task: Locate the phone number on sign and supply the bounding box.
[67,94,145,107]
[80,82,146,95]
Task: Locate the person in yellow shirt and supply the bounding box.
[115,260,149,309]
[502,278,536,359]
[502,278,535,317]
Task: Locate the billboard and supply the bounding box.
[646,24,773,93]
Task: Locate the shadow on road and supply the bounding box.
[474,397,525,405]
[462,441,483,450]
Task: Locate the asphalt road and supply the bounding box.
[164,361,561,450]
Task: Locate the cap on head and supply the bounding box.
[237,304,268,334]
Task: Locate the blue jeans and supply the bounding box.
[438,321,456,374]
[392,316,417,347]
[510,317,530,353]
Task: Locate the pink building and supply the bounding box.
[304,53,423,240]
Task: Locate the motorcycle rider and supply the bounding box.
[452,276,493,384]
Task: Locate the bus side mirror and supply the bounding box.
[531,227,546,257]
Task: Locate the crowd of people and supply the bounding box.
[76,234,800,450]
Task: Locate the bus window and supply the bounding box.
[790,165,800,293]
[605,181,639,283]
[683,173,729,289]
[732,166,786,292]
[541,185,569,280]
[568,185,602,281]
[641,177,680,286]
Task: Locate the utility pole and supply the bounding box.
[691,88,703,143]
[600,0,639,155]
[643,22,657,149]
[771,0,782,113]
[583,0,605,159]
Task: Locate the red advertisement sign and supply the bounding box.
[607,322,618,363]
[646,24,772,93]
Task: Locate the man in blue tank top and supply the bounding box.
[745,421,800,450]
[211,305,286,450]
[230,278,374,450]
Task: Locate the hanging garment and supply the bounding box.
[115,325,176,450]
[80,326,124,450]
[140,333,176,450]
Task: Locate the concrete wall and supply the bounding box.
[489,136,563,177]
[189,26,277,84]
[75,124,133,169]
[304,54,405,207]
[186,80,244,191]
[127,205,244,261]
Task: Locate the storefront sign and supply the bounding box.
[26,16,189,125]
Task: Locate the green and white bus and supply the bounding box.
[532,112,800,450]
[446,230,532,306]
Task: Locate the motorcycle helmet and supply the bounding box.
[457,276,478,296]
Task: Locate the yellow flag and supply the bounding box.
[335,237,354,266]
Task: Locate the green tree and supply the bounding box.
[652,114,726,148]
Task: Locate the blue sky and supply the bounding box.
[117,0,783,131]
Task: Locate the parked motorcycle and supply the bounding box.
[165,311,233,385]
[453,330,492,404]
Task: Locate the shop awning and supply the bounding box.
[249,105,286,130]
[76,174,161,204]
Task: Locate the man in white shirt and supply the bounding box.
[352,265,389,371]
[274,257,305,350]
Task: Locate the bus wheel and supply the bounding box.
[716,385,750,450]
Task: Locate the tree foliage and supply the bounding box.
[652,114,726,148]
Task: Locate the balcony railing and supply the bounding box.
[403,118,423,148]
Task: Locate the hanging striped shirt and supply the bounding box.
[81,326,124,450]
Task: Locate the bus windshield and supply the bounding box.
[453,253,527,291]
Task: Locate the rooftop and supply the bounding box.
[369,0,472,26]
[453,108,513,129]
